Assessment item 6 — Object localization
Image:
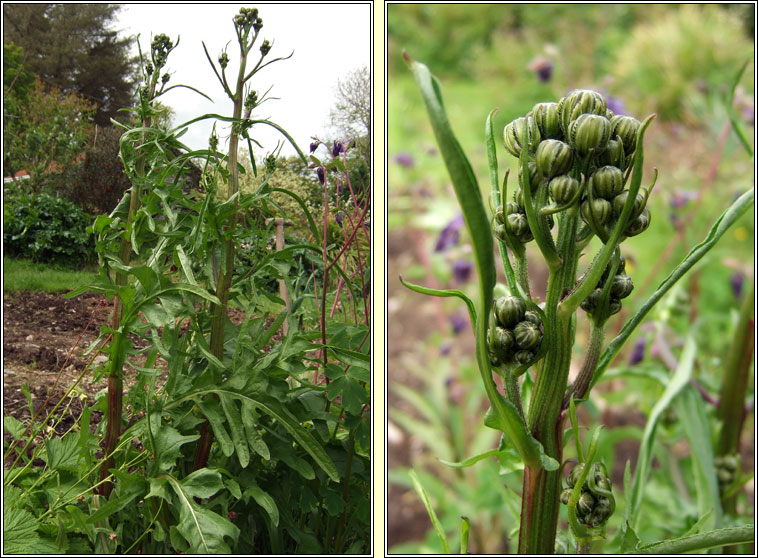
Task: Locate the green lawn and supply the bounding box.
[3,257,99,294]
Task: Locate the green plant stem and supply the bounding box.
[577,538,593,554]
[194,41,247,472]
[716,280,754,513]
[519,207,580,554]
[564,318,605,407]
[99,79,156,496]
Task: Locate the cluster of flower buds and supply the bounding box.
[234,7,263,34]
[487,296,544,367]
[714,454,739,493]
[151,34,174,69]
[499,89,652,244]
[580,255,634,316]
[560,462,615,528]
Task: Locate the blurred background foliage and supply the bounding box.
[387,3,754,553]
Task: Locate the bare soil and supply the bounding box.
[2,289,259,466]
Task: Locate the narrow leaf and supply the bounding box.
[409,469,450,554]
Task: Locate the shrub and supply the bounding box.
[612,4,753,121]
[61,126,133,215]
[3,191,94,266]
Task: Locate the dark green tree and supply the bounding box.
[3,3,137,126]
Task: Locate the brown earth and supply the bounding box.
[2,289,255,467]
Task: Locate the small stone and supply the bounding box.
[26,334,34,341]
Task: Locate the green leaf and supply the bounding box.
[594,188,754,387]
[151,414,200,472]
[405,56,554,471]
[438,448,503,469]
[219,394,250,468]
[674,385,722,531]
[629,332,696,529]
[326,376,368,416]
[213,390,338,482]
[627,525,754,554]
[195,399,234,457]
[87,470,147,524]
[165,471,239,554]
[4,416,25,441]
[240,400,270,460]
[243,482,280,527]
[325,345,370,370]
[3,499,58,554]
[43,434,82,472]
[399,276,477,333]
[409,469,450,554]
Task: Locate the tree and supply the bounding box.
[328,65,370,142]
[3,77,96,191]
[3,3,137,126]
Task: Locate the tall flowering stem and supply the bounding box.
[405,52,680,553]
[100,34,177,497]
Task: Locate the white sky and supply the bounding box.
[113,3,371,157]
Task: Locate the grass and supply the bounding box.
[3,257,99,294]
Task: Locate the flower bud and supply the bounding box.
[580,288,603,314]
[588,497,612,526]
[523,310,542,326]
[577,492,595,516]
[567,463,584,487]
[560,488,573,505]
[531,102,562,140]
[598,138,626,170]
[494,296,526,328]
[536,139,574,179]
[514,350,537,365]
[494,223,508,242]
[608,298,623,315]
[495,204,505,224]
[611,115,641,155]
[569,114,612,156]
[611,273,634,299]
[504,116,541,157]
[549,175,580,205]
[720,454,738,472]
[514,321,541,350]
[581,198,613,226]
[518,161,540,192]
[613,188,647,219]
[512,187,524,207]
[558,89,607,135]
[491,326,515,357]
[506,212,531,241]
[624,207,651,237]
[506,201,521,216]
[590,166,625,200]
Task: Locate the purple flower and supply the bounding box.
[317,167,325,185]
[452,259,473,284]
[434,214,464,252]
[606,95,626,116]
[335,213,344,228]
[332,140,345,158]
[394,152,415,168]
[450,313,467,335]
[730,272,744,300]
[440,343,452,357]
[741,103,754,127]
[309,141,319,153]
[528,56,553,83]
[629,337,646,365]
[670,190,698,209]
